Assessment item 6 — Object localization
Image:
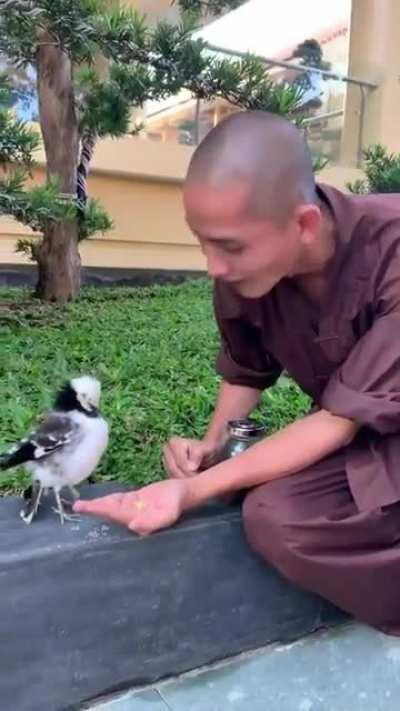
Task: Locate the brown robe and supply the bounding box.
[213,184,400,632]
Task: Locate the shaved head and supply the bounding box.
[183,111,330,299]
[186,111,316,224]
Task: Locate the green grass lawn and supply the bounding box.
[0,279,310,496]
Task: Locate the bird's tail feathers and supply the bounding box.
[0,445,28,471]
[0,451,17,471]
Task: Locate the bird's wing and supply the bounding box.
[30,413,80,456]
[0,413,80,469]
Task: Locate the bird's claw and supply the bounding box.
[51,507,80,524]
[20,509,35,525]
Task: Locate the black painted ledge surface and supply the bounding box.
[0,484,348,711]
[0,264,206,288]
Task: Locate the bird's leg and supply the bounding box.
[32,486,43,516]
[52,489,80,524]
[68,485,80,500]
[20,483,43,524]
[59,486,80,507]
[53,490,65,525]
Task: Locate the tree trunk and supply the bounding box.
[36,31,80,302]
[35,223,81,301]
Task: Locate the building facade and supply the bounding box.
[0,0,399,273]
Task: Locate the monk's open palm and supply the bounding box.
[73,479,190,535]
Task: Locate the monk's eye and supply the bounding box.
[222,244,244,255]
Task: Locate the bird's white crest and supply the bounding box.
[70,375,101,411]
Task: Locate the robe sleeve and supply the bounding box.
[321,242,400,434]
[213,284,282,390]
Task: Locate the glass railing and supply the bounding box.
[141,44,378,167]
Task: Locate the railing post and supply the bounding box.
[194,98,201,145]
[341,0,400,166]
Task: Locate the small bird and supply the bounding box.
[0,376,109,524]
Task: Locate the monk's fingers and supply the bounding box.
[163,448,187,479]
[73,492,125,518]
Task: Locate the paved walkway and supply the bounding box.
[89,624,400,711]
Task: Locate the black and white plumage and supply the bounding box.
[0,376,109,524]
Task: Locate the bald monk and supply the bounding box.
[75,111,400,634]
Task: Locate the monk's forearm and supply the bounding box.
[186,409,359,508]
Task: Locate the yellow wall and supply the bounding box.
[1,134,363,272]
[0,136,205,270]
[0,133,361,271]
[122,0,179,25]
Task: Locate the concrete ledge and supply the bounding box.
[0,484,348,711]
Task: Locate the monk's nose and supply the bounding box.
[206,254,229,279]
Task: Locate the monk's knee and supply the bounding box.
[242,481,315,591]
[242,482,292,566]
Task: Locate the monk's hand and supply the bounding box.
[163,436,218,479]
[73,479,191,536]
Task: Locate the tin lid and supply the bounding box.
[227,418,266,440]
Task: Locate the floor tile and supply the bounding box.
[89,624,400,711]
[159,624,400,711]
[90,689,169,711]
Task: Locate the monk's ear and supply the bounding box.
[294,204,322,244]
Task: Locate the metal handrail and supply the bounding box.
[302,109,344,125]
[204,42,379,90]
